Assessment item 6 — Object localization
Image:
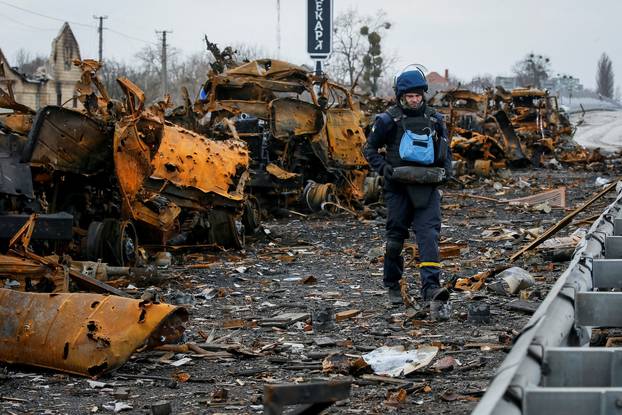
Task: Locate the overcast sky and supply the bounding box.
[0,0,620,90]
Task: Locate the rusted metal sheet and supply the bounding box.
[112,78,249,246]
[0,113,33,135]
[25,106,111,174]
[324,109,368,168]
[73,59,110,116]
[226,59,309,79]
[0,288,188,377]
[270,98,323,139]
[114,115,249,216]
[112,119,152,215]
[0,254,68,292]
[491,110,528,164]
[151,124,248,201]
[213,100,270,119]
[266,163,300,180]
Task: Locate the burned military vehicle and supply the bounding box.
[0,60,251,265]
[428,84,576,176]
[428,88,529,174]
[173,58,376,214]
[505,87,573,148]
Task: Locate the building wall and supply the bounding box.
[48,23,82,107]
[0,23,82,110]
[0,51,47,110]
[10,79,49,109]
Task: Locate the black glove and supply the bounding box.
[382,164,394,178]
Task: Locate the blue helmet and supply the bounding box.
[395,65,428,97]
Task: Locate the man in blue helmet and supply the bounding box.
[364,67,452,306]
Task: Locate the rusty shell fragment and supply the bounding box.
[0,288,187,377]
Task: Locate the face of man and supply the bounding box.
[403,92,424,109]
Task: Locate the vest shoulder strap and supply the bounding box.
[385,105,403,123]
[424,106,439,122]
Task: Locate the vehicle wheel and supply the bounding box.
[242,196,261,234]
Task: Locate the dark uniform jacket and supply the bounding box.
[364,102,452,208]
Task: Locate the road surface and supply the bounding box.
[572,110,622,153]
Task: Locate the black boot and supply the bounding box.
[387,285,403,305]
[423,286,449,302]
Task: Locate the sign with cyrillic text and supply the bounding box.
[307,0,332,59]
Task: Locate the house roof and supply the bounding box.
[51,22,81,61]
[427,71,448,85]
[0,48,49,85]
[0,48,31,83]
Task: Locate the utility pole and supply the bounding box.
[93,15,108,62]
[276,0,281,58]
[156,30,172,96]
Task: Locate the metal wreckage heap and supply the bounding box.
[168,54,379,213]
[0,56,376,377]
[426,86,600,176]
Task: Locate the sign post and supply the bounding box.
[307,0,333,75]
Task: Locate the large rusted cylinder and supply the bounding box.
[0,289,187,377]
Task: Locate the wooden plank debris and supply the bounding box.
[335,309,361,322]
[510,179,618,262]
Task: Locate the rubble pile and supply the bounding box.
[428,86,597,176]
[0,165,617,413]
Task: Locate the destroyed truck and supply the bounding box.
[172,59,377,213]
[428,86,575,175]
[0,60,252,265]
[428,88,529,175]
[503,87,573,146]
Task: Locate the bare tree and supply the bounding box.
[99,59,137,100]
[169,51,212,101]
[596,52,614,98]
[13,48,47,77]
[513,53,551,88]
[325,9,367,85]
[325,8,394,92]
[230,43,271,62]
[132,43,182,101]
[466,74,494,92]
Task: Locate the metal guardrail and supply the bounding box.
[474,182,622,415]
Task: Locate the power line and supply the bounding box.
[0,1,156,46]
[0,0,158,62]
[0,11,56,31]
[0,0,95,28]
[106,28,156,45]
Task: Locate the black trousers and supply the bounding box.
[383,186,441,294]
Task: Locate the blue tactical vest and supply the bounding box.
[381,105,448,169]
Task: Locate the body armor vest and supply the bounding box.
[383,105,446,168]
